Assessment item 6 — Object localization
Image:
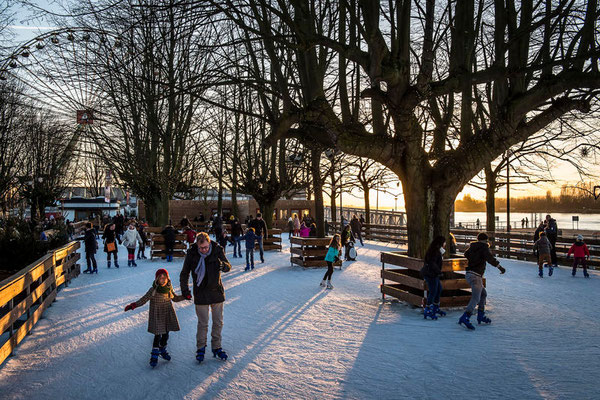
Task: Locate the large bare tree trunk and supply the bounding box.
[485,164,496,232]
[311,149,325,237]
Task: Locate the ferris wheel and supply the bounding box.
[0,28,127,128]
[0,27,125,155]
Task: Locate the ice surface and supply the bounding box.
[0,238,598,399]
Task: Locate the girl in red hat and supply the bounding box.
[124,268,185,367]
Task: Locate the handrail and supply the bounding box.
[0,241,81,366]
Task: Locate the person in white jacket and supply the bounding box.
[122,223,143,267]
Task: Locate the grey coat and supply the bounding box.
[533,236,552,255]
[134,283,184,335]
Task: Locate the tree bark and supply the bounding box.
[145,192,170,227]
[361,182,371,237]
[485,164,496,232]
[256,200,277,230]
[329,166,337,223]
[311,149,325,237]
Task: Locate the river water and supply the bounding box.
[454,212,600,231]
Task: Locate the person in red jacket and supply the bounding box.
[567,235,591,278]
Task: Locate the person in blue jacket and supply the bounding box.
[420,236,446,320]
[241,227,259,271]
[321,234,341,289]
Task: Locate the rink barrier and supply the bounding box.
[289,237,343,269]
[0,241,81,366]
[329,222,600,269]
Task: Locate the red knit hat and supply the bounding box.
[155,268,169,279]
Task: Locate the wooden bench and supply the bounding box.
[148,228,187,259]
[380,251,483,308]
[290,236,342,269]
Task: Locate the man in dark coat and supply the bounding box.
[458,232,506,330]
[544,214,559,267]
[180,232,232,362]
[249,213,268,263]
[350,215,363,246]
[83,222,98,273]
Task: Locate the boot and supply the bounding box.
[538,267,543,278]
[584,269,590,278]
[93,267,98,274]
[326,280,333,289]
[83,267,92,274]
[132,260,138,267]
[458,312,475,330]
[548,265,554,276]
[107,260,111,269]
[423,305,438,320]
[477,310,491,324]
[320,280,326,287]
[245,265,250,271]
[196,346,206,363]
[150,347,160,367]
[572,267,576,277]
[114,260,119,268]
[128,260,132,267]
[432,304,446,317]
[159,346,171,361]
[212,347,228,361]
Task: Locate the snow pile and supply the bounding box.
[0,238,598,399]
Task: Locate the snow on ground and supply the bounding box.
[0,237,599,400]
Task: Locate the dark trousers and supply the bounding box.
[137,245,145,257]
[354,231,364,246]
[424,276,442,306]
[165,242,174,256]
[86,252,97,270]
[572,257,588,275]
[257,236,264,261]
[323,261,334,281]
[106,251,117,261]
[233,236,242,256]
[245,248,254,267]
[152,332,169,348]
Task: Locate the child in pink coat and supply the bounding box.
[567,235,590,278]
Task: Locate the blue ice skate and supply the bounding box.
[196,346,206,363]
[150,347,160,368]
[458,312,475,330]
[477,310,491,324]
[212,348,228,361]
[423,305,438,320]
[159,346,171,361]
[432,304,446,317]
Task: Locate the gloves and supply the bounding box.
[498,265,506,274]
[124,302,137,311]
[185,294,192,300]
[566,255,571,260]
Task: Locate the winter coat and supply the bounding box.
[84,229,97,254]
[568,242,590,258]
[213,217,223,236]
[533,236,552,255]
[420,251,443,279]
[180,242,232,305]
[102,229,119,253]
[134,282,185,335]
[242,231,259,249]
[463,241,500,276]
[309,225,317,237]
[122,228,143,249]
[324,246,340,262]
[185,229,196,244]
[545,219,558,240]
[231,221,244,237]
[138,227,147,244]
[341,228,354,246]
[249,218,268,238]
[287,219,294,232]
[293,218,301,230]
[161,227,177,245]
[350,218,361,235]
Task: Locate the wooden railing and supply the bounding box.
[329,222,600,268]
[72,220,88,238]
[0,241,81,366]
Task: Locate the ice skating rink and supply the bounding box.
[0,239,598,400]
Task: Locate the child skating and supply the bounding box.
[533,232,553,277]
[241,227,258,271]
[321,234,341,289]
[124,268,185,368]
[122,223,143,267]
[567,235,591,278]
